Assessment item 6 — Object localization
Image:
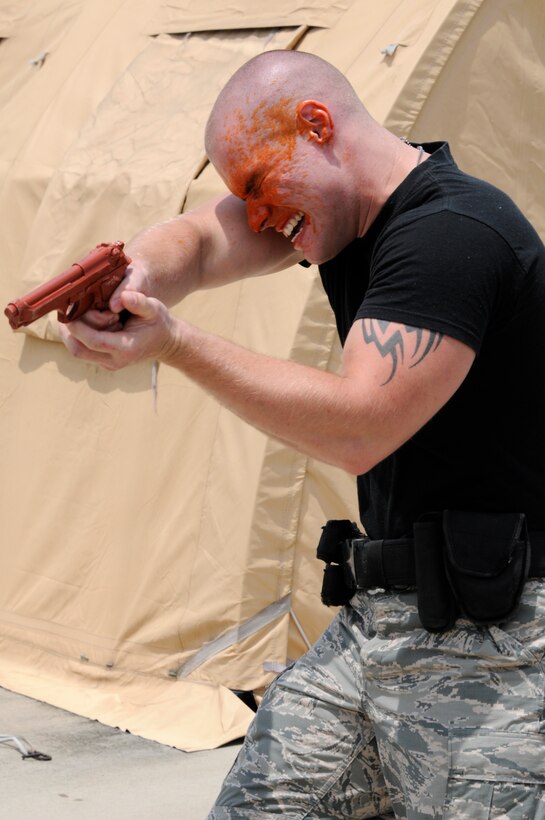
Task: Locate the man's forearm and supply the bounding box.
[124,195,301,309]
[162,319,374,474]
[61,292,471,475]
[125,218,204,307]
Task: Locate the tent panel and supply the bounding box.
[0,0,84,108]
[0,0,26,38]
[180,609,291,693]
[0,0,162,299]
[145,0,352,34]
[408,0,545,239]
[0,0,157,170]
[0,629,254,752]
[300,0,467,124]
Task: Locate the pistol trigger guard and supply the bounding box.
[59,301,80,323]
[62,294,94,323]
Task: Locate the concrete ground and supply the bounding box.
[1,686,243,820]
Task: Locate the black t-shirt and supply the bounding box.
[319,142,545,538]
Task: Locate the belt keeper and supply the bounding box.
[341,538,359,591]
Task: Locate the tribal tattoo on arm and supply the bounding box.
[362,318,443,384]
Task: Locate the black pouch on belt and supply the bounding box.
[317,519,363,606]
[414,515,458,632]
[442,510,531,625]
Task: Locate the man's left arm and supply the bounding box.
[60,292,475,474]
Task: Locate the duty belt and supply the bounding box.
[317,517,545,609]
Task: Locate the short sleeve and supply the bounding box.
[355,210,512,353]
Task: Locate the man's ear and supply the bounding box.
[296,100,334,144]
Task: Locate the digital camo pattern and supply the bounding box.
[208,581,545,819]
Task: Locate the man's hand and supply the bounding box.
[74,256,152,332]
[59,291,180,371]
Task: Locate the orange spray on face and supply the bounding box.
[221,96,306,202]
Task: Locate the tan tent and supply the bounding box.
[0,0,543,751]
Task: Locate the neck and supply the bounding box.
[357,133,429,237]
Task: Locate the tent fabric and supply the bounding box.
[144,0,351,34]
[0,0,543,751]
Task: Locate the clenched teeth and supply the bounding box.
[282,212,304,240]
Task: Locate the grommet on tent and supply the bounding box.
[380,43,407,59]
[29,51,48,68]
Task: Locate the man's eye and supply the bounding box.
[245,172,262,198]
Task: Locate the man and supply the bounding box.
[60,50,545,818]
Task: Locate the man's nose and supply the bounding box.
[246,201,271,232]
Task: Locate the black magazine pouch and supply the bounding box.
[414,515,458,632]
[442,510,531,625]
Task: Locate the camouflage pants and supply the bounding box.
[208,581,545,819]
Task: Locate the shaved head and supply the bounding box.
[202,49,400,264]
[205,50,367,159]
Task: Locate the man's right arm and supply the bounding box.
[109,193,303,312]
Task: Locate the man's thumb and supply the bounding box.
[120,290,156,319]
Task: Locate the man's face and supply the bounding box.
[210,98,355,264]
